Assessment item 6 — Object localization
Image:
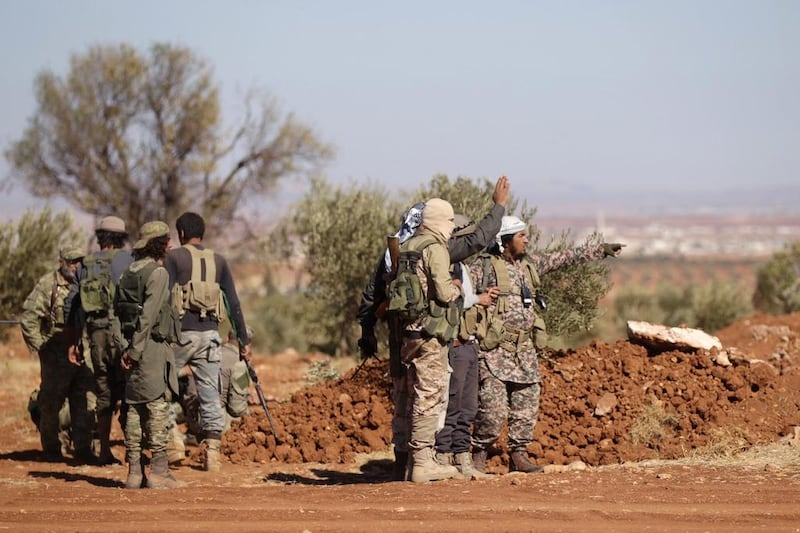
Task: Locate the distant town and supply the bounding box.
[535,213,800,258]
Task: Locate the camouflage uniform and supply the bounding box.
[120,258,179,465]
[21,267,95,459]
[78,249,133,419]
[470,245,606,453]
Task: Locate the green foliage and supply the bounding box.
[753,241,800,314]
[0,209,83,334]
[4,42,332,237]
[304,359,341,384]
[272,177,403,355]
[249,286,323,354]
[537,231,612,341]
[691,280,753,332]
[613,280,752,334]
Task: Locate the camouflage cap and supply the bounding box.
[133,220,170,250]
[59,246,85,262]
[96,215,127,234]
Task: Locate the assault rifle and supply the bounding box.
[245,359,278,438]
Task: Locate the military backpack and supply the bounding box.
[79,250,120,318]
[115,262,181,343]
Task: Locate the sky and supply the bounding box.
[1,0,798,220]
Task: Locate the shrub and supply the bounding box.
[753,241,800,315]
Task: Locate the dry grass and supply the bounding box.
[685,427,750,461]
[630,403,679,445]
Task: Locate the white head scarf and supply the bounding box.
[495,215,527,253]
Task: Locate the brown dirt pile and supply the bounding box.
[223,313,800,467]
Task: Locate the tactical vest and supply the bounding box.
[387,234,461,342]
[79,249,119,320]
[116,262,181,343]
[171,245,223,319]
[462,254,548,351]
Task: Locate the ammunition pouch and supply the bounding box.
[421,299,461,343]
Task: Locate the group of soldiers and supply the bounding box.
[358,176,623,482]
[20,212,251,489]
[19,177,622,488]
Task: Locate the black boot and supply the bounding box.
[391,450,408,481]
[509,450,544,473]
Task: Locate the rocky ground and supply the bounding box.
[0,313,799,531]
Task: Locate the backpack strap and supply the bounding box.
[186,245,216,284]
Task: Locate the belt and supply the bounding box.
[452,338,475,347]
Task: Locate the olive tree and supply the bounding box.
[271,177,403,355]
[5,43,332,237]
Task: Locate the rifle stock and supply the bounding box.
[387,235,400,281]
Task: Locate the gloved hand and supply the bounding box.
[603,242,625,257]
[357,329,378,360]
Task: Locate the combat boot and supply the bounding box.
[509,450,544,474]
[167,426,186,465]
[146,454,178,489]
[391,449,408,482]
[471,448,488,474]
[454,451,490,480]
[436,451,466,479]
[203,438,221,472]
[410,447,460,483]
[125,457,145,490]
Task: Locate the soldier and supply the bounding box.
[115,221,181,489]
[165,212,250,472]
[395,198,464,483]
[20,246,96,464]
[76,215,133,465]
[468,216,624,473]
[357,176,509,480]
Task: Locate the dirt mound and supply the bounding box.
[223,313,800,467]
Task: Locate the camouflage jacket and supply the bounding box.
[21,269,78,353]
[470,243,606,383]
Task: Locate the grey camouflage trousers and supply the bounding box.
[472,359,541,451]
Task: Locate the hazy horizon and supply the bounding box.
[1,1,798,219]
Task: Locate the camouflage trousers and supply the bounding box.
[38,347,95,454]
[124,394,170,463]
[401,334,449,450]
[472,359,541,451]
[87,325,124,417]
